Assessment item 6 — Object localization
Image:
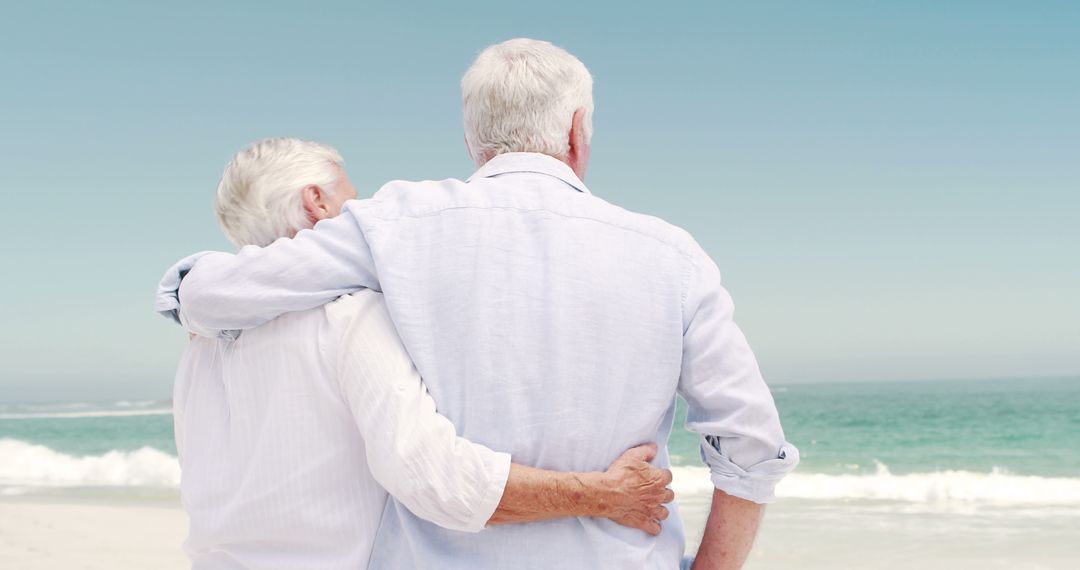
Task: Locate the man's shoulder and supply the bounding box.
[359,176,707,261]
[366,178,470,214]
[579,193,703,259]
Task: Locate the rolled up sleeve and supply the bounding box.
[700,435,799,503]
[678,242,799,504]
[155,251,215,324]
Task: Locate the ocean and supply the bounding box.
[2,377,1079,567]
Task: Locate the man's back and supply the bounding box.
[364,154,706,568]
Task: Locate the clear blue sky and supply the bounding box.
[1,1,1077,401]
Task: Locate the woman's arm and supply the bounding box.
[328,292,672,533]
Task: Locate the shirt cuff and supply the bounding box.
[699,435,800,504]
[155,251,215,324]
[463,450,512,532]
[155,251,242,340]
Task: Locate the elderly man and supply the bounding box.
[162,137,674,569]
[160,39,798,569]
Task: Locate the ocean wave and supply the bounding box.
[0,409,172,420]
[3,436,1078,508]
[0,399,172,419]
[670,463,1080,506]
[3,402,94,413]
[0,438,180,488]
[113,400,164,408]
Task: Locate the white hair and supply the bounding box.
[462,38,594,165]
[214,138,344,248]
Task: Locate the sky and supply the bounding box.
[0,1,1077,401]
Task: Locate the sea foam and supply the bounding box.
[3,436,1079,507]
[0,399,171,419]
[0,409,173,419]
[0,438,180,488]
[671,463,1080,506]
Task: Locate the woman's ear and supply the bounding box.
[567,107,590,181]
[301,184,329,224]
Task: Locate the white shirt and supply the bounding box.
[160,152,799,569]
[172,291,510,569]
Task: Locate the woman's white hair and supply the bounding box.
[462,38,594,166]
[214,138,343,248]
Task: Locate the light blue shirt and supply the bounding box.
[157,152,798,569]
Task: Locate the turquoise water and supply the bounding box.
[2,377,1077,481]
[5,378,1077,569]
[0,411,175,457]
[672,377,1080,476]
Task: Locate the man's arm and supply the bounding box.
[678,242,799,568]
[692,490,764,570]
[163,199,383,337]
[492,444,674,535]
[328,292,673,533]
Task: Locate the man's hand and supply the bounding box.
[592,443,675,536]
[485,443,673,533]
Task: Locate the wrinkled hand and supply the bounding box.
[598,443,675,535]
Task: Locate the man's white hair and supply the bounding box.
[462,38,594,165]
[215,138,344,248]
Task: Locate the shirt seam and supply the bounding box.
[682,254,695,332]
[480,170,588,194]
[362,203,699,262]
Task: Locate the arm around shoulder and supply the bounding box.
[171,202,383,336]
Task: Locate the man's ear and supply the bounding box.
[567,107,590,181]
[301,185,328,225]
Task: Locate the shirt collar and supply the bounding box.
[466,152,591,195]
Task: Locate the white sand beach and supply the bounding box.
[4,491,1078,569]
[0,499,189,570]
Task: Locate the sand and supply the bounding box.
[0,499,188,570]
[3,495,1077,569]
[0,496,703,569]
